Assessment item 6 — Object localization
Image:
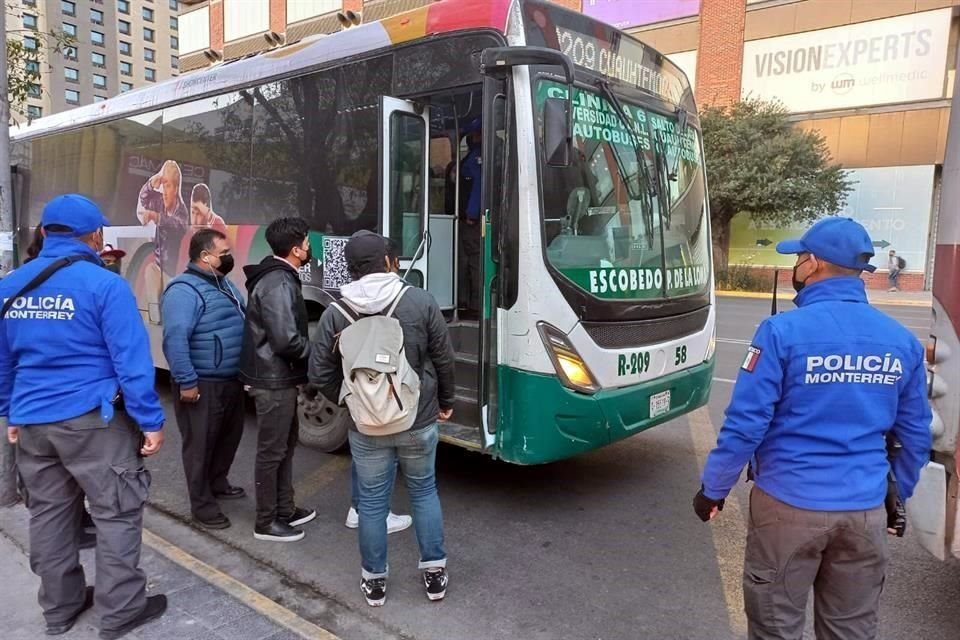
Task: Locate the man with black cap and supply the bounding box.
[309,230,456,607]
[693,217,932,639]
[0,194,167,638]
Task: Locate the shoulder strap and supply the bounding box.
[331,300,358,325]
[385,286,410,319]
[1,255,93,320]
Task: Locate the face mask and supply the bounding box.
[105,263,121,274]
[792,257,812,293]
[301,245,313,265]
[216,254,235,276]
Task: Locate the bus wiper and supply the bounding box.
[595,80,660,200]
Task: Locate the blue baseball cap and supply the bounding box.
[41,194,111,237]
[776,217,876,273]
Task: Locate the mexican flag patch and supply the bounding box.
[742,346,762,373]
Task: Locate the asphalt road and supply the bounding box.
[142,296,959,640]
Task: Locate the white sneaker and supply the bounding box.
[345,507,413,534]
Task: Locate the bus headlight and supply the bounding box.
[705,328,717,362]
[537,322,599,395]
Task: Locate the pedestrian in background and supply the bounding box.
[309,230,455,607]
[99,244,126,274]
[694,218,931,640]
[162,228,247,530]
[887,249,903,292]
[0,194,168,638]
[239,217,316,543]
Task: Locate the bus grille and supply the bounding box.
[582,306,711,349]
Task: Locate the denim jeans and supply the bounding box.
[888,270,900,289]
[348,424,446,579]
[351,459,399,510]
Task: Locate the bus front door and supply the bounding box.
[381,96,430,288]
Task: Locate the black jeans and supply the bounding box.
[173,379,245,521]
[250,387,300,529]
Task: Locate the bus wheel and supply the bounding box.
[297,392,350,452]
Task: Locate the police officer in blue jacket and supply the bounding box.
[694,217,932,640]
[0,195,168,638]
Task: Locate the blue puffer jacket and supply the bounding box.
[161,265,246,387]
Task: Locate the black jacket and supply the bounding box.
[308,286,456,431]
[239,257,310,389]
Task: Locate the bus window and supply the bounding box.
[388,112,426,257]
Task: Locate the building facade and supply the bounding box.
[8,0,181,123]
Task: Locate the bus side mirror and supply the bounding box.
[543,97,571,167]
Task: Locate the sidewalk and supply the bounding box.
[718,287,932,307]
[0,504,319,640]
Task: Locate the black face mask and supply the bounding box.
[792,257,812,293]
[216,254,235,276]
[105,263,121,274]
[302,246,313,265]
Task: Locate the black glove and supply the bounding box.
[693,487,725,522]
[885,488,907,537]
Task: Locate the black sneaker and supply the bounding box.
[98,594,167,640]
[194,514,231,530]
[281,507,316,527]
[423,568,448,601]
[360,577,387,607]
[253,520,304,542]
[46,586,94,635]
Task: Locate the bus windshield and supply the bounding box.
[535,80,710,301]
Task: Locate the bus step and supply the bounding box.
[452,385,481,427]
[447,321,479,356]
[438,420,485,451]
[455,352,478,390]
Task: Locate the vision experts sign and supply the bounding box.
[741,8,950,112]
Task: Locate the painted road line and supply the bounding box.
[712,377,737,384]
[718,290,932,308]
[143,529,341,640]
[293,456,352,502]
[687,408,748,636]
[717,337,751,345]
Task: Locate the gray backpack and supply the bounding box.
[332,287,420,436]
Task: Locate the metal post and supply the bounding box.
[0,7,22,507]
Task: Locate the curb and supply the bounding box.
[716,290,932,308]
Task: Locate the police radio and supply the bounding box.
[770,268,779,316]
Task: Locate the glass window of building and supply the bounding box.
[22,13,38,30]
[121,61,132,76]
[61,1,75,17]
[119,0,130,14]
[27,105,42,119]
[121,82,133,92]
[23,36,38,50]
[144,27,155,42]
[65,89,80,104]
[92,51,105,67]
[146,68,156,82]
[143,7,154,22]
[170,0,178,9]
[93,74,107,89]
[64,46,77,60]
[120,41,132,56]
[171,55,179,68]
[90,8,103,24]
[25,60,40,76]
[64,67,79,82]
[62,23,76,37]
[28,83,41,98]
[170,35,179,50]
[94,95,106,102]
[119,20,131,34]
[91,31,104,46]
[170,16,178,30]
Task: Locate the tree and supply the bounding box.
[701,98,852,274]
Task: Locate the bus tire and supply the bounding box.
[297,392,350,452]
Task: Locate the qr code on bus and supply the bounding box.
[322,236,351,289]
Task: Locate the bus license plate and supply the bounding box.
[650,391,671,418]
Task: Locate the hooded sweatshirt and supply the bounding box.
[339,272,405,315]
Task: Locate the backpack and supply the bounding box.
[332,287,421,436]
[896,256,906,270]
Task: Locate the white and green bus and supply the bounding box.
[10,0,715,464]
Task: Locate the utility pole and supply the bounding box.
[0,5,21,507]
